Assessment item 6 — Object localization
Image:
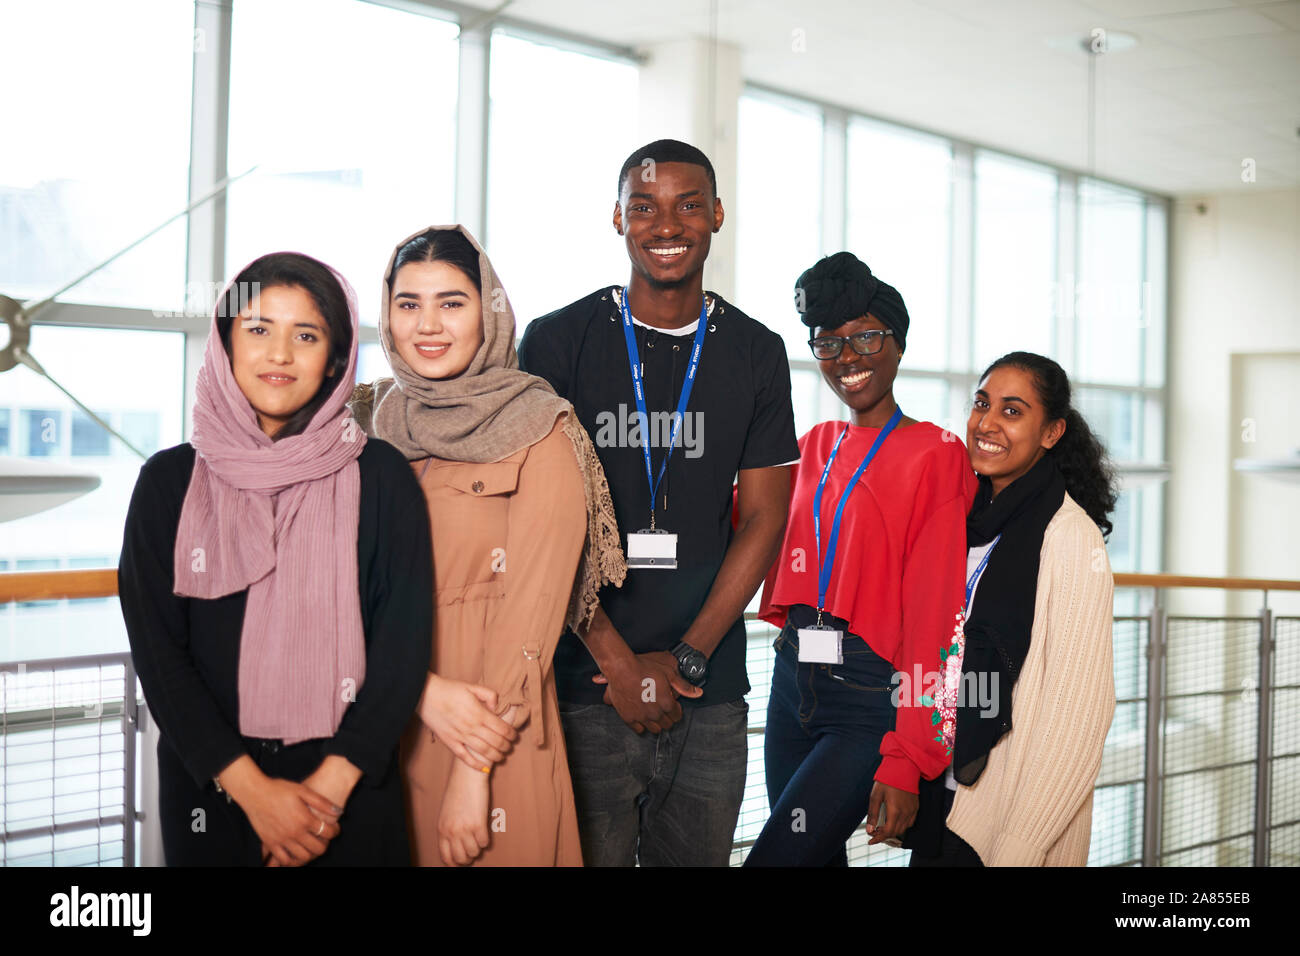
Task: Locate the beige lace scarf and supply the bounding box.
[350,383,623,632]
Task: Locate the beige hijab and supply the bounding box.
[351,225,624,631]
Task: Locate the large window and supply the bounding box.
[227,0,459,323]
[735,88,1169,575]
[2,2,1177,869]
[486,32,639,328]
[0,0,194,312]
[0,329,183,661]
[1077,179,1152,387]
[846,119,952,373]
[972,151,1059,369]
[734,92,824,358]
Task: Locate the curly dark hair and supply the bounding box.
[979,351,1119,539]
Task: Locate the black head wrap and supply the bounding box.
[794,251,910,353]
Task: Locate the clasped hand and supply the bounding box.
[593,650,703,734]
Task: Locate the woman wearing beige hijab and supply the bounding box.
[350,225,624,866]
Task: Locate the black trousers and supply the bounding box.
[907,785,984,868]
[156,734,410,866]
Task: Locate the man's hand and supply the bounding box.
[865,781,918,846]
[593,651,703,734]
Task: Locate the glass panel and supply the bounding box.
[972,152,1057,370]
[1076,388,1143,463]
[358,343,391,389]
[0,328,184,660]
[71,411,112,458]
[118,412,162,459]
[227,0,458,325]
[1076,179,1146,386]
[488,32,640,329]
[893,377,947,429]
[24,410,61,457]
[734,93,824,357]
[846,119,952,372]
[0,0,193,311]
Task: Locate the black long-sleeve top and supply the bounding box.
[117,438,433,791]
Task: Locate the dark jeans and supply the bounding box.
[908,786,984,867]
[744,622,896,867]
[559,698,748,866]
[157,733,409,866]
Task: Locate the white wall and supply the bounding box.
[1168,187,1300,616]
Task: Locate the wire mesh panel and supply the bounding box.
[1090,616,1148,866]
[730,623,778,865]
[1,656,137,866]
[1159,617,1261,866]
[1270,617,1300,866]
[732,620,910,866]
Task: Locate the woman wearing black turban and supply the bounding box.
[746,252,977,866]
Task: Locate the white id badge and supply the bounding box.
[797,626,844,664]
[627,529,677,570]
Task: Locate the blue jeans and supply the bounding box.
[559,698,749,866]
[744,622,897,867]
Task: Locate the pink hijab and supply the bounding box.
[172,253,367,744]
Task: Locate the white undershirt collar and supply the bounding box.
[614,286,714,337]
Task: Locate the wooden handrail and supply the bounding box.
[1112,572,1300,592]
[2,567,1299,604]
[0,569,119,603]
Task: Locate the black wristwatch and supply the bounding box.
[671,641,708,687]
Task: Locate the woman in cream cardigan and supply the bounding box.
[904,351,1117,867]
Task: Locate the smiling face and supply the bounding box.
[388,260,484,380]
[816,313,902,427]
[967,364,1066,496]
[612,161,723,288]
[229,284,333,438]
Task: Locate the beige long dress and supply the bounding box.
[400,417,586,866]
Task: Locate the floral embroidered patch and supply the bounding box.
[918,610,966,755]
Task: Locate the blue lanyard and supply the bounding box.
[965,535,1001,610]
[619,289,710,526]
[813,406,903,618]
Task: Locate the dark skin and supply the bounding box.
[813,312,918,845]
[583,161,790,733]
[612,161,725,329]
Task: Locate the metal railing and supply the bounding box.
[0,651,141,866]
[2,568,1298,866]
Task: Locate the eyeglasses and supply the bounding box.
[808,329,894,360]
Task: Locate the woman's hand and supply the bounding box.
[419,672,518,771]
[218,756,342,866]
[866,781,918,846]
[261,756,361,866]
[437,761,491,866]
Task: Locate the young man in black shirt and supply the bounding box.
[517,139,798,866]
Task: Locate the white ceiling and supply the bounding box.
[466,0,1300,195]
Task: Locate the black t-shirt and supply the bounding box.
[117,438,433,789]
[518,286,799,705]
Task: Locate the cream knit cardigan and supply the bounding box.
[946,492,1116,866]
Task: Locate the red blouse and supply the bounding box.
[758,419,977,794]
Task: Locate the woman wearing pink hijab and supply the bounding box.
[118,252,433,866]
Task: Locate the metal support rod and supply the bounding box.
[1142,590,1166,866]
[1254,602,1274,866]
[123,659,139,868]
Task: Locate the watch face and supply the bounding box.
[678,649,706,682]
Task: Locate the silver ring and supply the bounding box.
[316,819,325,837]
